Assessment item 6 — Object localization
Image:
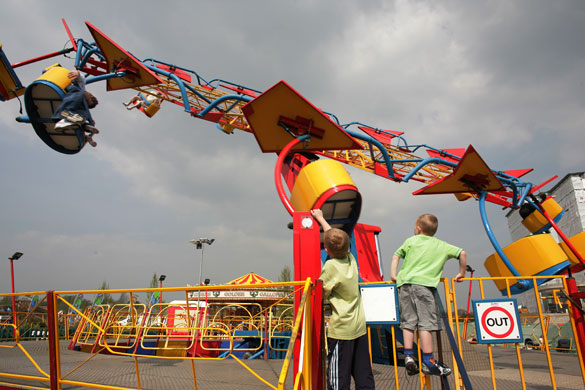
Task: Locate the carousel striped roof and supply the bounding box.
[227,272,273,285]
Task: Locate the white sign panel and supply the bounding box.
[360,284,399,324]
[187,290,286,300]
[473,298,522,344]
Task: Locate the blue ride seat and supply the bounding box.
[23,64,93,154]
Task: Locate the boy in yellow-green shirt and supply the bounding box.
[311,209,375,390]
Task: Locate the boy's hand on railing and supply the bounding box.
[454,271,465,282]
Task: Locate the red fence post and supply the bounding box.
[46,291,61,390]
[311,280,324,390]
[566,278,585,360]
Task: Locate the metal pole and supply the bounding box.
[11,47,76,69]
[159,280,163,303]
[10,259,16,326]
[463,269,475,340]
[198,245,204,305]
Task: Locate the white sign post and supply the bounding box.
[360,284,399,324]
[472,298,522,344]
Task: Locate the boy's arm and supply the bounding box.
[319,262,335,299]
[390,254,400,282]
[67,70,80,80]
[311,209,331,232]
[454,250,467,282]
[68,69,86,90]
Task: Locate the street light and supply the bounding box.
[8,252,23,325]
[159,275,166,303]
[189,238,215,305]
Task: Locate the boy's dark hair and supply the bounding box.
[416,214,438,236]
[324,228,350,259]
[85,92,99,108]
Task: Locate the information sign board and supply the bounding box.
[360,284,399,325]
[472,298,522,344]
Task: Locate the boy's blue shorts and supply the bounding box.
[398,284,441,331]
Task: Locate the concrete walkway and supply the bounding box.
[0,341,583,389]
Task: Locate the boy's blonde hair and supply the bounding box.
[416,214,438,236]
[324,228,350,259]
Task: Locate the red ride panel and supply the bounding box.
[353,223,383,282]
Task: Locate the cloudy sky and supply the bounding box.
[1,1,584,301]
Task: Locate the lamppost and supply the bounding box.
[189,238,215,305]
[159,275,166,303]
[8,252,23,325]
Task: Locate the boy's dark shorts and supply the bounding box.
[398,284,441,331]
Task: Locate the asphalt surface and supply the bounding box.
[0,340,583,389]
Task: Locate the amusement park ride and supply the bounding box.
[2,19,585,385]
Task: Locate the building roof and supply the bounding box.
[549,171,585,193]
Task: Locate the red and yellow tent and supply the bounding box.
[200,273,286,302]
[227,272,273,285]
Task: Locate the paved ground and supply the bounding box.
[0,341,583,389]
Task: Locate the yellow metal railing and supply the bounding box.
[2,274,585,390]
[0,280,316,390]
[449,275,585,390]
[362,275,585,390]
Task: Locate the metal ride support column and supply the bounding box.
[478,190,530,291]
[274,135,325,390]
[292,212,324,389]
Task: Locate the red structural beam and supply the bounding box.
[11,48,75,69]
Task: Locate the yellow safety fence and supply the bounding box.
[449,275,584,390]
[365,275,585,390]
[2,275,585,390]
[0,279,317,390]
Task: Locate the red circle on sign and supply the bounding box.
[481,306,514,339]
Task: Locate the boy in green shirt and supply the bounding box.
[390,214,467,376]
[311,209,375,390]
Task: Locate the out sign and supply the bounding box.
[472,298,522,344]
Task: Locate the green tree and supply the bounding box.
[57,295,79,313]
[277,265,294,296]
[147,273,158,303]
[99,281,114,305]
[116,292,129,304]
[275,266,294,316]
[278,266,292,283]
